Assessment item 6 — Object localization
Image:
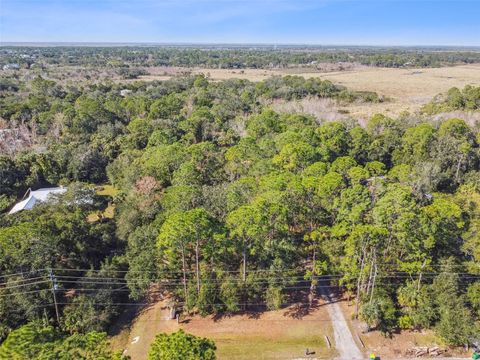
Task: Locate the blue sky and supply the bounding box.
[1,0,479,46]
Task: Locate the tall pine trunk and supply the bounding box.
[369,261,378,304]
[355,248,366,318]
[309,248,317,308]
[242,239,247,311]
[181,244,188,307]
[242,247,247,282]
[195,239,200,295]
[455,153,465,183]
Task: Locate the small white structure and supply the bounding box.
[120,89,132,97]
[8,187,67,215]
[2,63,20,71]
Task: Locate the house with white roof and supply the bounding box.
[8,187,67,215]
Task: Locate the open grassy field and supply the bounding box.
[132,64,480,120]
[111,300,335,360]
[193,65,480,119]
[186,64,480,98]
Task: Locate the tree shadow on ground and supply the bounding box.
[211,306,264,322]
[107,290,167,336]
[283,302,316,319]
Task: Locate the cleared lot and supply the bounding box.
[111,300,335,360]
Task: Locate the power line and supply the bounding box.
[3,272,480,293]
[53,274,333,281]
[0,276,48,287]
[0,288,52,299]
[48,271,480,280]
[54,265,478,274]
[49,267,312,274]
[2,263,479,280]
[0,279,50,290]
[7,272,480,285]
[0,284,347,299]
[52,273,480,283]
[54,274,330,281]
[4,273,480,300]
[53,276,339,284]
[2,264,480,291]
[50,300,351,308]
[0,269,47,280]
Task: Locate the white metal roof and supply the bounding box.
[8,187,67,215]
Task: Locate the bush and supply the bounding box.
[219,276,241,313]
[398,315,414,330]
[467,282,480,317]
[0,322,123,360]
[148,330,216,360]
[265,285,284,310]
[436,297,476,346]
[61,295,104,334]
[359,294,397,334]
[421,85,480,114]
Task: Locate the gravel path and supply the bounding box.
[320,286,364,360]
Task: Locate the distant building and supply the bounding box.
[8,187,67,215]
[2,63,20,71]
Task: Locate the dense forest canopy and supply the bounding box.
[1,59,480,355]
[2,45,480,69]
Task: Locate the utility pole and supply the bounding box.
[49,269,60,324]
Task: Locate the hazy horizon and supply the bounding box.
[2,42,480,50]
[1,0,479,46]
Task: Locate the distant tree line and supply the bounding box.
[2,46,480,69]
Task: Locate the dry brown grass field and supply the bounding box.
[133,64,480,120]
[187,64,480,98]
[313,64,480,119]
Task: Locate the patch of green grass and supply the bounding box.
[96,185,120,197]
[87,185,118,222]
[216,334,331,360]
[103,204,115,219]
